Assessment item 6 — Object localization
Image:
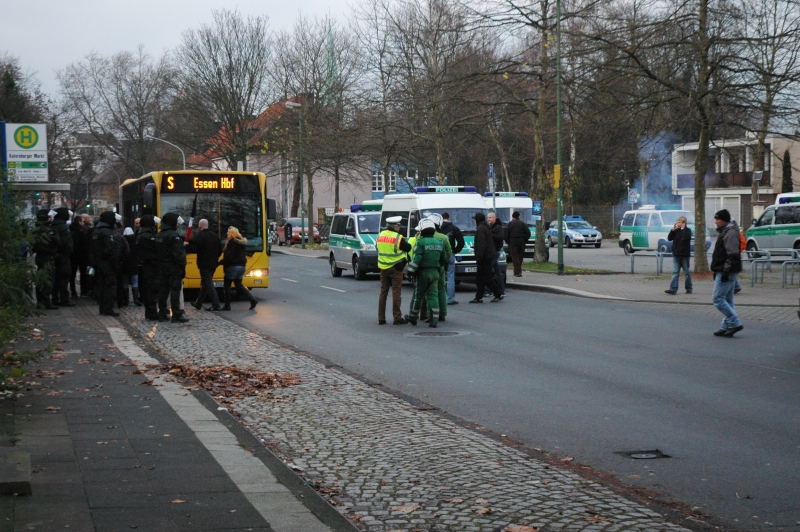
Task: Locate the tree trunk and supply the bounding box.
[334,161,340,212]
[306,168,315,246]
[533,6,550,263]
[291,169,301,217]
[692,0,711,273]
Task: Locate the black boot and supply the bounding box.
[157,309,169,322]
[171,311,189,323]
[132,288,142,307]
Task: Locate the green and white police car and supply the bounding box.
[329,204,382,280]
[618,205,710,255]
[745,194,800,252]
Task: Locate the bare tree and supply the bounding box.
[58,46,174,177]
[175,9,273,170]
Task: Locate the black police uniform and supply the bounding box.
[91,211,121,316]
[136,215,160,320]
[156,212,188,323]
[51,208,75,306]
[32,212,60,309]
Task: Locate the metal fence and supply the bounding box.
[541,205,630,237]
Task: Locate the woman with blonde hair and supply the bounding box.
[220,226,258,310]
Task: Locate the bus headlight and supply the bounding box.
[361,243,376,250]
[245,268,269,277]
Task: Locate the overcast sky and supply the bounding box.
[0,0,351,98]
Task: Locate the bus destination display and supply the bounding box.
[161,173,260,194]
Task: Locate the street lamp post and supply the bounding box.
[556,0,565,275]
[145,135,186,170]
[285,101,306,248]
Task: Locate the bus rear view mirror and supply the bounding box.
[143,183,156,213]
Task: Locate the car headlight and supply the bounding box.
[245,268,269,277]
[361,243,376,251]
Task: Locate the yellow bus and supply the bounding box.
[120,170,275,290]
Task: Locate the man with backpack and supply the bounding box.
[440,212,464,305]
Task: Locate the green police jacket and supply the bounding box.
[407,236,447,273]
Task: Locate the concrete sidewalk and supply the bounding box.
[1,302,352,532]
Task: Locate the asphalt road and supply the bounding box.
[234,253,799,530]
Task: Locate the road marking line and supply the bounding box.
[106,326,332,532]
[281,278,298,283]
[320,286,345,293]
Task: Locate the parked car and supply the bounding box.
[546,216,602,248]
[277,217,321,245]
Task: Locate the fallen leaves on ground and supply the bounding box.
[444,498,463,503]
[504,526,538,532]
[475,507,494,515]
[171,499,185,504]
[154,363,300,403]
[475,498,488,504]
[560,456,574,463]
[45,406,60,411]
[391,504,420,514]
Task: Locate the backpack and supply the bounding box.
[739,231,746,252]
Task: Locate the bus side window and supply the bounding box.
[634,214,649,226]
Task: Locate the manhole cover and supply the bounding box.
[615,449,671,460]
[414,331,459,337]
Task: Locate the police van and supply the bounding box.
[618,205,710,255]
[328,203,382,280]
[745,194,800,251]
[380,186,507,282]
[484,192,537,257]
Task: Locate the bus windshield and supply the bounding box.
[160,194,263,252]
[495,208,533,225]
[357,213,381,234]
[420,208,489,235]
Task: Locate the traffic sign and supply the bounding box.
[488,163,494,179]
[628,188,639,203]
[2,123,49,182]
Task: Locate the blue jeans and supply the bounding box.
[713,272,742,330]
[670,257,692,292]
[490,252,505,295]
[446,255,456,303]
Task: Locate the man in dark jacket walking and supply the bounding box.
[440,212,464,305]
[710,209,743,337]
[188,219,223,311]
[32,210,60,310]
[470,212,503,303]
[91,211,121,316]
[137,215,160,320]
[487,213,506,296]
[506,211,530,277]
[51,208,75,306]
[156,212,189,323]
[665,215,693,294]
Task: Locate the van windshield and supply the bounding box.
[357,213,380,234]
[661,212,695,225]
[420,208,489,235]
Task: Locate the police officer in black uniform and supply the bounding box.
[137,215,160,321]
[32,210,60,310]
[156,212,189,323]
[91,211,121,316]
[51,207,75,306]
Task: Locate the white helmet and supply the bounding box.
[153,216,161,224]
[115,213,122,222]
[426,213,443,228]
[176,216,185,225]
[419,219,436,232]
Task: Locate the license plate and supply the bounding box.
[464,267,477,273]
[213,281,224,287]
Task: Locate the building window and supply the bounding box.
[371,169,397,192]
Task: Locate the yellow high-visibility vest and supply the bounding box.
[377,229,406,269]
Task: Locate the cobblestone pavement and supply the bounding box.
[121,307,690,532]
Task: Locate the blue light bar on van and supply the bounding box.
[414,186,479,193]
[778,196,800,204]
[564,215,584,221]
[483,192,529,197]
[351,204,363,212]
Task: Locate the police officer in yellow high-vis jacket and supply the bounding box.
[377,216,412,325]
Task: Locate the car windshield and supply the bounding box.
[160,194,263,252]
[566,221,592,230]
[661,211,695,225]
[420,208,489,235]
[357,213,380,234]
[495,208,533,225]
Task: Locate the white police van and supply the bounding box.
[328,203,382,280]
[618,205,709,255]
[380,186,507,282]
[745,194,800,251]
[484,192,538,257]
